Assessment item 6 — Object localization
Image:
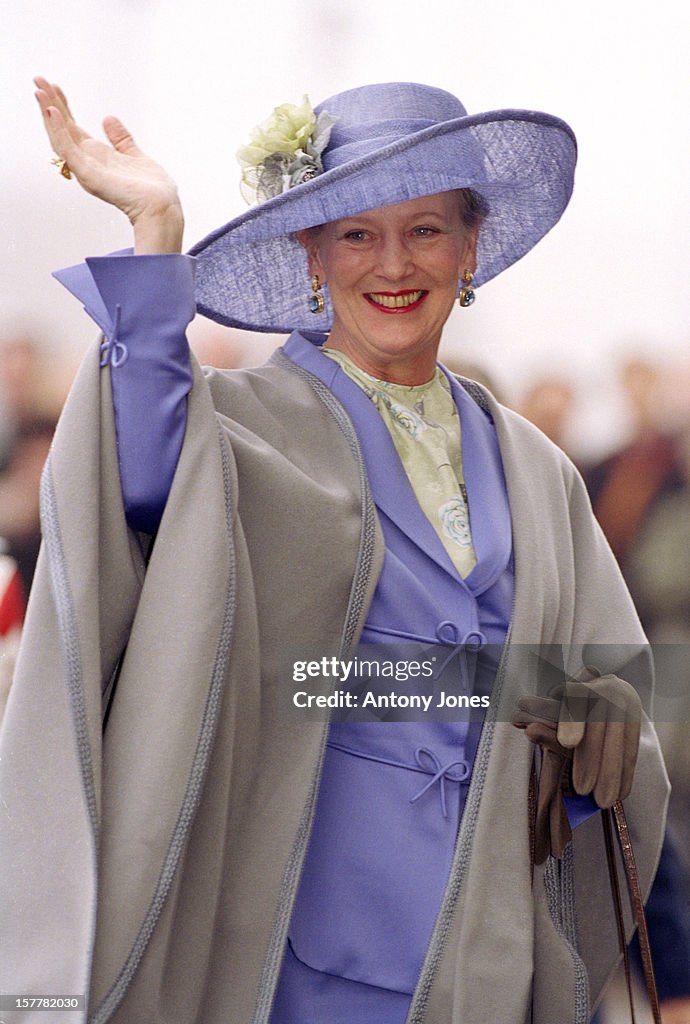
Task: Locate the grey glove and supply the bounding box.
[514,695,573,863]
[514,672,642,863]
[555,672,642,808]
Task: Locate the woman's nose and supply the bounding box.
[376,234,414,280]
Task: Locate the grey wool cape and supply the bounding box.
[0,341,669,1024]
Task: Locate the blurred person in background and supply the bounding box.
[435,351,507,405]
[517,376,576,456]
[517,363,690,1024]
[0,332,67,593]
[583,357,690,860]
[0,545,26,723]
[589,357,690,1006]
[585,358,684,607]
[624,415,690,868]
[188,321,291,371]
[619,380,690,644]
[0,332,63,724]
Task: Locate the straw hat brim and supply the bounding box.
[190,108,577,334]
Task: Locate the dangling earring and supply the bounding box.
[458,269,475,308]
[309,274,325,314]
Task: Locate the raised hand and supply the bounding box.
[34,77,184,254]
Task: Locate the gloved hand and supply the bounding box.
[514,671,642,864]
[514,694,573,863]
[554,672,642,808]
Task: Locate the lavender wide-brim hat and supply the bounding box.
[190,82,577,334]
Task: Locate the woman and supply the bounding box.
[0,81,668,1023]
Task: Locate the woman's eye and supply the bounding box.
[413,226,438,237]
[344,230,368,241]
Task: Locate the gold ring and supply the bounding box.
[50,157,72,180]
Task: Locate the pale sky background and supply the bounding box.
[3,0,689,456]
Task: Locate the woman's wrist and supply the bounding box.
[133,204,185,255]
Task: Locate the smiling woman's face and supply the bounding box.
[298,191,478,384]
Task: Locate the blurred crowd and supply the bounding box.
[0,330,73,720]
[513,357,690,864]
[0,318,687,1020]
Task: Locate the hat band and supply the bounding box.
[322,117,437,170]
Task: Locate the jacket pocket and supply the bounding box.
[288,740,464,994]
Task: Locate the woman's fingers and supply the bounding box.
[34,77,89,145]
[34,84,57,141]
[34,79,130,192]
[34,77,71,127]
[36,78,142,173]
[34,78,69,120]
[34,99,71,165]
[34,75,184,250]
[34,85,77,161]
[52,83,76,122]
[572,720,606,796]
[515,695,561,725]
[103,115,141,158]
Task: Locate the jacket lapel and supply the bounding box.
[284,333,463,581]
[443,369,513,596]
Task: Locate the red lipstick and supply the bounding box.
[365,290,427,314]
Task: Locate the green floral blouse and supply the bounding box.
[323,348,477,578]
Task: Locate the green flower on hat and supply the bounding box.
[237,96,336,203]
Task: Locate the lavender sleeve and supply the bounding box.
[54,252,195,533]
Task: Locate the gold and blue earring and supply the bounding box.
[458,269,475,308]
[309,274,325,314]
